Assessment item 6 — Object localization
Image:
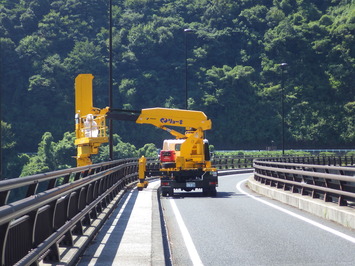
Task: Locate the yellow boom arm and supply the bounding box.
[135,107,213,169]
[136,107,212,140]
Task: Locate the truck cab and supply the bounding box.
[160,139,184,168]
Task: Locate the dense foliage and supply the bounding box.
[1,0,354,177]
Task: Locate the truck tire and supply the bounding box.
[210,187,217,197]
[162,162,176,169]
[203,187,217,196]
[161,188,174,197]
[202,188,209,196]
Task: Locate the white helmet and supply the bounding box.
[86,114,94,121]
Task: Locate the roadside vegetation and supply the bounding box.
[1,0,354,178]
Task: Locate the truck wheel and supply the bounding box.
[203,187,217,196]
[202,188,209,196]
[161,187,174,197]
[161,189,168,197]
[162,162,176,169]
[210,187,217,197]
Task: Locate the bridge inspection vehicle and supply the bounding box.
[74,74,218,196]
[134,108,218,196]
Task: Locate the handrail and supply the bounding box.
[0,158,142,206]
[253,159,355,207]
[0,158,135,190]
[18,171,138,266]
[0,158,145,266]
[212,155,354,170]
[254,160,354,173]
[0,164,130,225]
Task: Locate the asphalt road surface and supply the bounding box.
[161,173,355,266]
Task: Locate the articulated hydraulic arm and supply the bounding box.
[135,107,213,169]
[136,107,211,132]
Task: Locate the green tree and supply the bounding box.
[138,143,158,157]
[20,132,76,176]
[1,121,30,179]
[54,132,76,169]
[21,132,55,176]
[1,0,354,159]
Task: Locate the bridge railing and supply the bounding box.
[256,155,355,166]
[1,155,353,265]
[212,156,254,169]
[253,158,355,207]
[0,158,157,266]
[213,155,354,169]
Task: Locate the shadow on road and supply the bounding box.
[169,190,242,199]
[78,188,138,265]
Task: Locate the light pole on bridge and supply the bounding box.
[280,62,288,156]
[109,0,113,160]
[184,28,194,110]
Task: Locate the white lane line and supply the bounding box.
[169,199,204,266]
[236,179,355,244]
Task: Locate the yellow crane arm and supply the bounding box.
[135,107,212,132]
[159,126,186,139]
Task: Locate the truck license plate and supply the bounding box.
[186,182,195,188]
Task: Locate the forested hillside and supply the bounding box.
[1,0,354,177]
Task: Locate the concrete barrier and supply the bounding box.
[247,175,355,230]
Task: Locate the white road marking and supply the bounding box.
[236,179,355,244]
[169,199,204,266]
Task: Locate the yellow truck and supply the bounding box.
[135,108,218,196]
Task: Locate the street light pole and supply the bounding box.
[280,63,288,156]
[184,28,193,110]
[109,0,113,160]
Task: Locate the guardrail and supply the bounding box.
[253,159,355,207]
[0,158,158,266]
[214,155,354,169]
[257,155,355,166]
[1,155,353,265]
[212,156,254,169]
